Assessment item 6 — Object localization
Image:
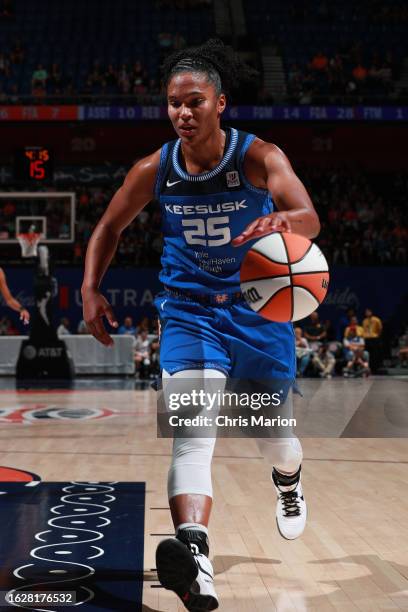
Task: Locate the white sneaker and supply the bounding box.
[272,467,307,540]
[156,533,219,610]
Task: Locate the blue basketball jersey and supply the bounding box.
[154,127,274,295]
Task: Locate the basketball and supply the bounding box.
[240,232,329,322]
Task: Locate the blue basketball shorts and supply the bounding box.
[155,294,296,381]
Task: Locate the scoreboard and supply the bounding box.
[14,146,54,182]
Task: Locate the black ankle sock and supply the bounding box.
[176,528,209,557]
[272,465,301,488]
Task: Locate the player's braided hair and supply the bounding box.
[161,38,258,98]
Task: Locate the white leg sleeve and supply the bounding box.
[257,436,303,474]
[162,368,227,499]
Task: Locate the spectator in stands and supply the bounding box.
[398,328,408,367]
[147,77,162,102]
[32,64,48,88]
[118,316,136,335]
[118,64,131,94]
[343,316,365,360]
[295,327,312,377]
[310,51,328,72]
[173,32,186,51]
[287,63,302,87]
[298,79,314,104]
[257,85,274,105]
[152,316,160,335]
[362,308,383,373]
[105,64,118,91]
[150,327,160,376]
[137,316,152,334]
[78,189,91,207]
[10,38,23,64]
[82,77,93,96]
[0,315,19,335]
[312,343,335,378]
[343,347,370,378]
[352,63,368,82]
[344,315,364,340]
[48,63,64,94]
[328,53,343,76]
[393,225,408,264]
[335,307,354,341]
[77,319,89,334]
[57,317,70,336]
[132,60,147,95]
[0,53,10,76]
[303,311,326,349]
[134,329,152,379]
[6,82,18,102]
[88,60,103,91]
[0,316,7,335]
[158,32,173,50]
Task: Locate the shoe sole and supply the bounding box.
[156,538,218,611]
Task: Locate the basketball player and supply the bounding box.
[0,267,30,324]
[82,40,320,611]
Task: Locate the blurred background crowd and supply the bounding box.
[0,0,406,381]
[2,305,408,380]
[2,165,405,268]
[0,0,407,104]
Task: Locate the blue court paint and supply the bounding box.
[0,482,145,611]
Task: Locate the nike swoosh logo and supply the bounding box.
[166,179,182,187]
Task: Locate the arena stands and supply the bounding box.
[0,0,407,103]
[1,165,405,267]
[301,167,408,266]
[243,0,406,103]
[0,0,215,102]
[0,2,406,381]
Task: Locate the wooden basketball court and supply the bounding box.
[0,378,407,611]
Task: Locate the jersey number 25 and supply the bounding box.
[182,216,231,247]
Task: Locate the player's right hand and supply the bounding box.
[19,309,30,325]
[82,288,118,346]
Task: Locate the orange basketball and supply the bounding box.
[240,232,329,322]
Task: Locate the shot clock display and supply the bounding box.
[14,146,54,182]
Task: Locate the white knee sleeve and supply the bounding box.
[257,436,303,474]
[168,436,217,498]
[163,369,226,499]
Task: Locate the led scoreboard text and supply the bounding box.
[25,147,49,179]
[14,146,53,182]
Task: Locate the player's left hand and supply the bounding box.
[19,309,30,325]
[231,212,292,246]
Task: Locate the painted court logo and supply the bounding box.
[0,482,145,609]
[0,466,41,484]
[0,466,41,496]
[0,405,116,424]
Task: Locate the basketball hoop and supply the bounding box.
[17,232,42,258]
